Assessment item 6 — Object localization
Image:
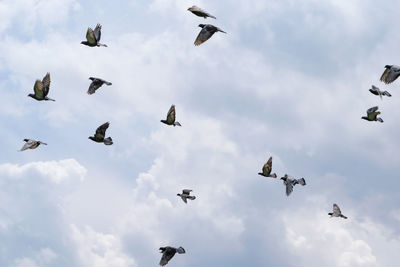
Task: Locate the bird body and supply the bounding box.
[161,105,181,126]
[87,77,112,95]
[89,122,113,145]
[188,6,216,19]
[280,174,306,196]
[81,24,107,47]
[328,204,347,219]
[159,246,185,266]
[258,156,277,178]
[380,65,400,84]
[20,139,47,151]
[194,24,226,46]
[369,85,391,99]
[362,106,383,123]
[177,189,196,204]
[28,73,55,101]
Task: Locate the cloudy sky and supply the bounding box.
[0,0,400,266]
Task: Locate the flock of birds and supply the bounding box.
[15,4,400,266]
[362,65,400,122]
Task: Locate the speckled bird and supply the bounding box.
[81,24,107,47]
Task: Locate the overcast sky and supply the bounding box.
[0,0,400,266]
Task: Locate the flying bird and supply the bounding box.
[380,65,400,84]
[280,174,306,196]
[328,203,347,219]
[28,73,55,101]
[81,24,107,47]
[361,106,383,123]
[159,246,185,266]
[161,105,181,126]
[194,24,226,46]
[258,156,277,178]
[188,6,216,19]
[177,189,196,204]
[369,85,391,99]
[19,139,47,151]
[88,122,113,145]
[87,77,112,95]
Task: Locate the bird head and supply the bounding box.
[385,65,392,69]
[27,93,34,98]
[177,193,181,196]
[198,24,205,28]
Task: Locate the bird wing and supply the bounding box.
[262,157,273,176]
[41,73,51,96]
[87,79,103,95]
[285,182,293,196]
[94,24,102,42]
[182,189,192,195]
[194,27,214,46]
[95,122,109,138]
[159,248,175,266]
[86,27,97,45]
[367,106,379,115]
[381,67,400,84]
[33,80,44,99]
[20,139,35,151]
[333,204,341,215]
[166,105,176,124]
[181,195,187,203]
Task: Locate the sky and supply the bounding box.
[0,0,400,266]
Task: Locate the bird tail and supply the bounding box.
[105,81,112,86]
[45,97,55,101]
[340,215,348,219]
[98,43,108,47]
[104,137,113,145]
[177,247,186,254]
[174,121,182,127]
[209,15,217,19]
[328,213,333,217]
[377,118,384,123]
[270,173,277,178]
[298,178,306,186]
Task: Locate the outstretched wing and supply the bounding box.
[381,67,400,84]
[262,157,273,176]
[333,204,341,215]
[86,27,97,45]
[194,27,213,46]
[182,189,192,195]
[285,182,293,196]
[20,139,35,151]
[367,106,379,115]
[41,73,51,96]
[166,105,176,124]
[33,80,44,99]
[159,249,175,266]
[94,24,102,42]
[95,122,109,139]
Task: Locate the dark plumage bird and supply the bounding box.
[177,189,196,204]
[19,139,47,151]
[88,122,113,145]
[194,24,226,46]
[328,204,347,219]
[159,246,185,266]
[81,24,107,47]
[361,106,383,123]
[28,73,55,101]
[280,174,306,196]
[369,85,391,99]
[188,6,216,19]
[87,77,112,95]
[161,105,181,126]
[380,65,400,84]
[258,156,277,178]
